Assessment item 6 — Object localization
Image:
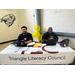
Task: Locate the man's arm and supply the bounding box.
[42,39,47,42]
[25,40,32,44]
[17,34,21,41]
[42,33,48,42]
[54,33,58,41]
[24,34,33,44]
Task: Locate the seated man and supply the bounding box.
[42,27,58,43]
[17,26,33,44]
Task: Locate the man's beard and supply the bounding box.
[49,32,52,34]
[23,32,27,34]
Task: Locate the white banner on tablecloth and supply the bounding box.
[0,52,75,65]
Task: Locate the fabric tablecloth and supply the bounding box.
[0,43,75,65]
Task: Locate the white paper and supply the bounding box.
[20,47,29,51]
[30,47,39,52]
[27,42,35,46]
[42,44,46,47]
[6,46,20,53]
[45,46,58,52]
[17,47,29,53]
[25,47,39,53]
[44,45,74,52]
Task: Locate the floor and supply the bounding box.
[0,42,13,51]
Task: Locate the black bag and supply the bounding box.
[59,39,69,47]
[13,41,27,47]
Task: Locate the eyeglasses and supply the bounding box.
[22,29,27,31]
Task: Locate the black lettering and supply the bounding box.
[24,57,27,61]
[28,57,31,60]
[48,56,66,60]
[14,58,18,60]
[9,57,12,60]
[28,57,46,61]
[19,58,23,61]
[8,56,27,61]
[60,56,66,60]
[48,56,52,60]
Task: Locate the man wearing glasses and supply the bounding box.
[17,26,33,44]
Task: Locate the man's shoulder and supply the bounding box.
[44,32,49,35]
[52,32,57,35]
[27,32,32,36]
[19,33,23,36]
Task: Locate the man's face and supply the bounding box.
[48,27,52,33]
[22,28,27,34]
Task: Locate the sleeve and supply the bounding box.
[42,34,45,40]
[54,33,58,40]
[42,33,48,40]
[17,34,21,41]
[29,34,33,41]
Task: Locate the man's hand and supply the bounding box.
[21,38,27,41]
[24,38,26,40]
[43,39,47,42]
[21,40,24,41]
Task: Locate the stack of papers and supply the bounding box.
[27,42,35,46]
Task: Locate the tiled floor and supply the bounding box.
[0,42,13,51]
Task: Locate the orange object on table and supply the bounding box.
[33,43,42,47]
